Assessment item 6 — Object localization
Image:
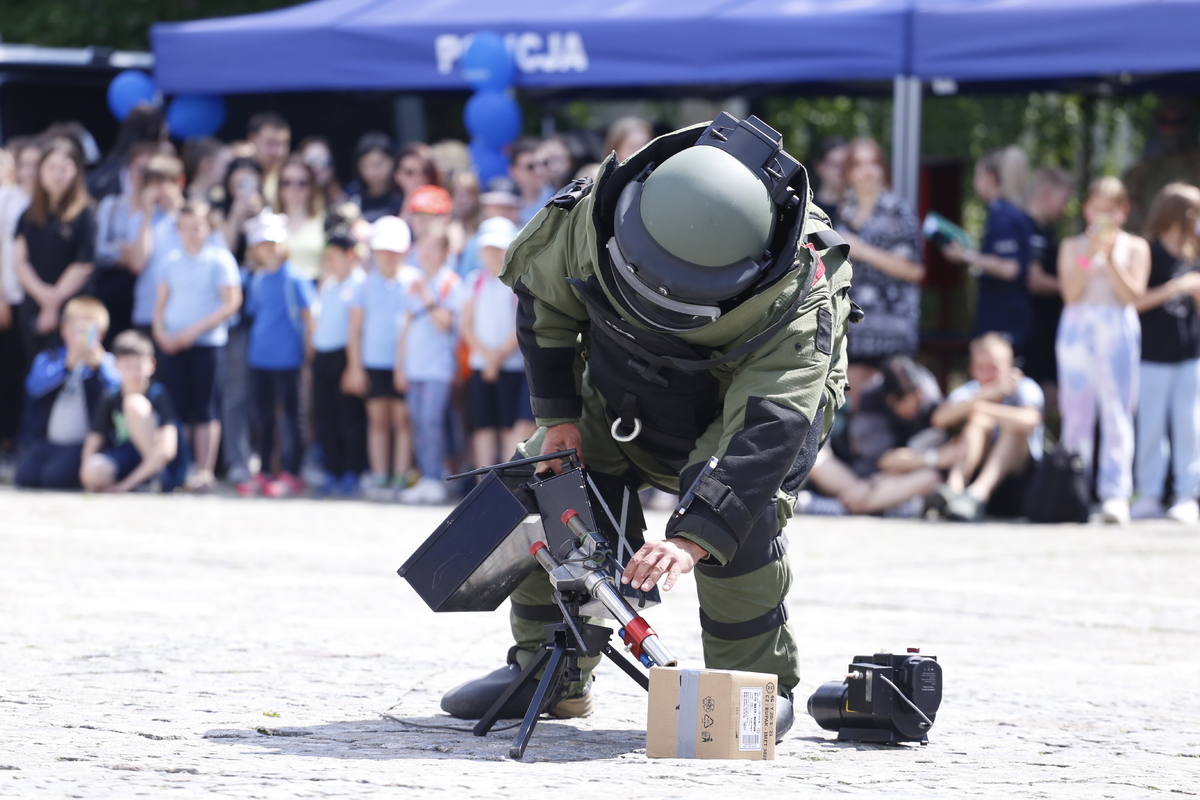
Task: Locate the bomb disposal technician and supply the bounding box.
[442,114,855,740]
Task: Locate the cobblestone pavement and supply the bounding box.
[1,488,1197,798]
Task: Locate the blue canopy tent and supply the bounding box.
[152,0,1200,203]
[151,0,909,95]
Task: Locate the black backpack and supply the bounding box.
[1023,443,1090,523]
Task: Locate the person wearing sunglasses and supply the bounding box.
[278,156,325,282]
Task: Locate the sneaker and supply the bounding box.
[945,490,986,522]
[236,473,270,497]
[315,473,339,497]
[796,490,848,516]
[362,473,393,501]
[1101,498,1131,524]
[337,472,361,497]
[1165,498,1199,523]
[264,472,305,498]
[1130,496,1164,520]
[923,483,957,520]
[398,476,450,505]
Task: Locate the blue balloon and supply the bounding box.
[166,95,226,140]
[470,140,510,184]
[464,91,523,149]
[461,31,515,91]
[107,71,156,121]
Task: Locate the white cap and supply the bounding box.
[245,211,289,246]
[370,215,412,253]
[476,217,518,252]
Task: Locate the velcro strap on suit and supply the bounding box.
[806,226,850,262]
[696,530,788,579]
[699,602,789,641]
[691,473,755,535]
[511,601,562,622]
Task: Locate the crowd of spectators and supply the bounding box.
[805,130,1200,524]
[2,104,1199,525]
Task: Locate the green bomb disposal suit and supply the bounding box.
[500,117,853,698]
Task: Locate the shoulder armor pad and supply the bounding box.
[547,177,594,210]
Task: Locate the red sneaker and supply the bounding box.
[236,473,270,497]
[264,472,305,497]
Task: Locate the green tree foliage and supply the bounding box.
[0,0,298,51]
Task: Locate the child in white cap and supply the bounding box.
[459,218,534,472]
[344,215,417,498]
[241,211,316,497]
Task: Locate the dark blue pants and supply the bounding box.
[252,368,303,476]
[15,440,83,489]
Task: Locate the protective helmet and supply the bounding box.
[609,113,802,331]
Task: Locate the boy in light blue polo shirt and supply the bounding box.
[345,215,417,497]
[310,227,368,495]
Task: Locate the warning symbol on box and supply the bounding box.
[702,714,714,728]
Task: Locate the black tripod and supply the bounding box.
[473,590,650,759]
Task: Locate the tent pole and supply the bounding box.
[891,75,922,209]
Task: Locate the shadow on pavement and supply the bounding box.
[203,717,645,762]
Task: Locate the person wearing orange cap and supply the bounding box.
[403,184,457,273]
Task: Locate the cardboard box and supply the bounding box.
[646,667,776,760]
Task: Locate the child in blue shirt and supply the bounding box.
[311,227,368,495]
[151,199,242,491]
[345,215,415,498]
[242,212,315,497]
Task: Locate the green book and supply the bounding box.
[922,211,974,249]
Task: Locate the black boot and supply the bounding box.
[775,695,794,744]
[441,647,539,720]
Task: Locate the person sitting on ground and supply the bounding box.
[802,355,952,517]
[79,330,178,493]
[929,333,1044,522]
[15,296,119,489]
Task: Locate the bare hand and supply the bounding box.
[36,304,59,335]
[0,300,11,331]
[1174,272,1200,297]
[81,342,105,370]
[621,538,708,592]
[482,360,500,383]
[540,422,583,473]
[341,366,368,397]
[942,241,967,264]
[393,370,408,395]
[155,330,180,355]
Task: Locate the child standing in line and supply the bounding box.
[460,218,535,470]
[1056,177,1151,524]
[344,215,415,499]
[80,330,179,493]
[310,227,368,496]
[395,223,461,504]
[241,212,316,497]
[1131,183,1200,522]
[151,199,242,491]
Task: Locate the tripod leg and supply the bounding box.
[509,644,567,760]
[473,648,552,737]
[601,642,650,691]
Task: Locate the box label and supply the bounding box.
[739,687,763,751]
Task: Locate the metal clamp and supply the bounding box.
[610,416,641,442]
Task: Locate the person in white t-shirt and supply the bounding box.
[460,218,534,472]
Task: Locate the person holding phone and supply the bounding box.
[1056,177,1151,524]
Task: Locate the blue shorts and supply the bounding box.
[100,442,143,481]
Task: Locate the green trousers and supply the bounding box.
[509,383,800,696]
